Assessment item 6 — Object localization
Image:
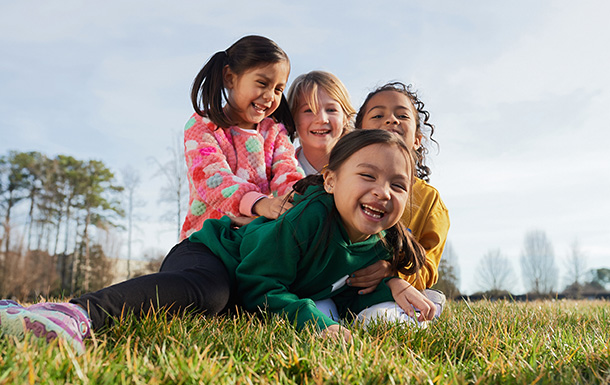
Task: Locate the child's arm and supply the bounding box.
[387,278,436,322]
[251,191,293,219]
[346,260,394,295]
[184,116,267,218]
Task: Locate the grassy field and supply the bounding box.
[1,300,609,384]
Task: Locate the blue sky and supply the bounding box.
[1,0,609,294]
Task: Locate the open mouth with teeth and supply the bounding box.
[252,103,268,113]
[310,129,331,136]
[361,203,386,219]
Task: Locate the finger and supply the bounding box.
[231,216,255,227]
[351,265,377,277]
[415,298,434,321]
[343,328,353,342]
[394,295,416,318]
[279,201,293,213]
[355,262,388,277]
[348,277,382,289]
[356,285,377,295]
[424,301,436,320]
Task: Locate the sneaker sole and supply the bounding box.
[0,300,23,328]
[0,307,85,355]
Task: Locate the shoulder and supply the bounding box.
[184,114,227,144]
[184,113,218,131]
[412,178,448,212]
[414,178,442,200]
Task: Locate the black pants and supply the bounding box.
[71,240,231,331]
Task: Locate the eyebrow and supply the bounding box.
[367,105,411,113]
[254,73,286,87]
[357,162,409,179]
[357,162,380,170]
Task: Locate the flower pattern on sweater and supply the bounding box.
[180,114,304,240]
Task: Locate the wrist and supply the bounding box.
[251,197,267,216]
[386,277,407,290]
[240,192,268,216]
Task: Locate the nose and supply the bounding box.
[385,114,399,125]
[261,89,273,102]
[372,183,391,201]
[315,109,329,124]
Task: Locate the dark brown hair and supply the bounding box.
[293,129,426,278]
[190,35,295,137]
[355,82,437,182]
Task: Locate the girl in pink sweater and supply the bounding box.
[181,35,304,239]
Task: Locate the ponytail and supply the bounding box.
[191,51,232,127]
[273,94,296,140]
[292,174,323,195]
[383,222,426,285]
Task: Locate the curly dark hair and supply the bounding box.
[354,82,437,182]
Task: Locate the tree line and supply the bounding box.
[472,230,610,299]
[433,231,609,300]
[0,150,125,298]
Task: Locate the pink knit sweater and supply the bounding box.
[180,114,304,240]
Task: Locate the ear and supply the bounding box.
[322,168,336,194]
[223,65,236,89]
[413,133,423,150]
[341,117,350,136]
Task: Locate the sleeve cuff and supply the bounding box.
[239,192,268,216]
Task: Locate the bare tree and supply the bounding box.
[121,165,144,279]
[562,239,587,296]
[152,131,187,241]
[520,230,558,295]
[476,249,516,293]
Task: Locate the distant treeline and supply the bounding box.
[0,150,124,299]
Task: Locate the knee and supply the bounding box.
[202,278,231,315]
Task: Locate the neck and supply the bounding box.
[302,147,330,172]
[223,106,256,130]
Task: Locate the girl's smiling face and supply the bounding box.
[223,60,290,129]
[323,142,411,243]
[360,90,422,150]
[294,89,346,158]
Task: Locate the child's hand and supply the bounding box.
[387,278,436,322]
[230,216,255,228]
[347,260,394,294]
[319,324,352,342]
[252,196,293,219]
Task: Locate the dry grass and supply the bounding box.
[1,300,609,384]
